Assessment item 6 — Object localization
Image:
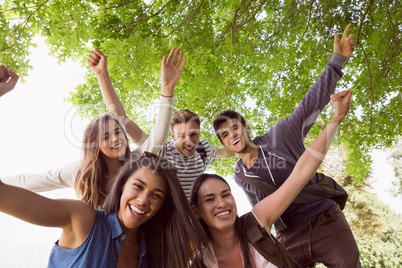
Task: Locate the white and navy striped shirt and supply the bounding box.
[160,139,217,199]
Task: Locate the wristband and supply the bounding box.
[161,94,174,98]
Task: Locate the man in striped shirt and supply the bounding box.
[159,109,234,198]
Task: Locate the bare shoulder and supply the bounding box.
[58,199,97,249]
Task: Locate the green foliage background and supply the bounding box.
[1,1,401,265]
[1,0,401,180]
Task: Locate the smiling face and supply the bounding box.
[195,178,237,232]
[99,119,128,160]
[172,121,200,157]
[217,118,252,154]
[118,167,168,230]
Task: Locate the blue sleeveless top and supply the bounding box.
[47,210,147,267]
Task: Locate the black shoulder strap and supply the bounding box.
[240,212,297,267]
[235,169,348,209]
[196,143,207,167]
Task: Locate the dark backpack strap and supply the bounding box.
[235,169,348,209]
[314,173,349,210]
[196,143,207,167]
[240,212,296,268]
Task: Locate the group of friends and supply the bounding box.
[0,23,361,267]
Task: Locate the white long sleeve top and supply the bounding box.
[1,96,174,193]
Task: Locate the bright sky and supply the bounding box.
[0,37,89,267]
[0,37,251,267]
[0,37,400,267]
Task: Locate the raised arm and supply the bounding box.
[0,180,95,248]
[160,47,186,97]
[333,23,355,60]
[254,89,353,230]
[216,147,236,159]
[88,49,148,146]
[138,47,186,154]
[0,69,95,249]
[1,161,80,193]
[0,65,19,97]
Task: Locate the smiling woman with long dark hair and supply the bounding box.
[0,154,207,267]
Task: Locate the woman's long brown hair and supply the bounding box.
[75,113,130,209]
[190,173,256,267]
[104,155,208,267]
[190,173,297,268]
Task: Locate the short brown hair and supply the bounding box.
[171,109,200,132]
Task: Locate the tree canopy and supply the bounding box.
[1,0,401,180]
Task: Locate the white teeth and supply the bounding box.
[112,144,122,150]
[215,211,230,217]
[233,139,240,145]
[130,205,145,215]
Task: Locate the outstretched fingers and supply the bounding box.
[172,47,182,66]
[163,47,186,70]
[166,47,176,65]
[333,32,340,43]
[333,23,355,58]
[342,23,352,40]
[179,58,187,72]
[174,48,186,70]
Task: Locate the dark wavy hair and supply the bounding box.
[213,110,247,143]
[75,113,131,209]
[190,173,297,268]
[104,154,207,267]
[189,173,255,267]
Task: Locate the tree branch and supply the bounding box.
[301,0,316,39]
[355,0,373,45]
[385,0,401,52]
[203,81,229,115]
[184,0,205,50]
[9,0,50,54]
[359,43,374,132]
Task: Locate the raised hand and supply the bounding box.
[0,65,19,97]
[333,23,355,58]
[330,88,352,122]
[161,47,187,97]
[87,48,108,76]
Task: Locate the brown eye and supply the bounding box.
[133,183,143,190]
[152,193,163,200]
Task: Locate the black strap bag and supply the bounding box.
[235,170,348,210]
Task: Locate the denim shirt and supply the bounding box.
[48,210,147,267]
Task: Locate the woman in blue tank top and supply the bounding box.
[0,154,207,267]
